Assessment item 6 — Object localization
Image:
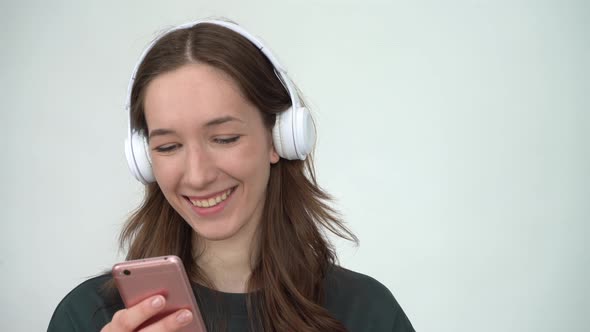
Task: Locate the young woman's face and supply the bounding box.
[143,63,279,242]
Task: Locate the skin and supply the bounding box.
[101,63,279,331]
[101,295,193,331]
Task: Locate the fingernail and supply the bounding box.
[151,296,164,308]
[177,310,193,324]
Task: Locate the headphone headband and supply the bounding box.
[125,20,299,112]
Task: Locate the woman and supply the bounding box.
[48,19,415,332]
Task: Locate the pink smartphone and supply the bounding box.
[112,255,207,332]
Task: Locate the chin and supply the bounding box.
[189,222,243,242]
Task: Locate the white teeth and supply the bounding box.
[189,188,233,208]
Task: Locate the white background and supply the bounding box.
[1,0,588,331]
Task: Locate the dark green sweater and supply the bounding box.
[48,266,415,331]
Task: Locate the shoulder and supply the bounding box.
[324,266,415,332]
[47,274,122,332]
[324,266,397,312]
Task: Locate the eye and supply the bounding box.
[153,144,179,153]
[213,136,241,145]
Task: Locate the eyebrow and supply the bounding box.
[148,116,244,140]
[205,116,244,127]
[148,128,175,140]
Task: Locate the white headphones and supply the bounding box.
[124,20,316,184]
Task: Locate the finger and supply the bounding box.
[140,309,193,332]
[109,295,167,331]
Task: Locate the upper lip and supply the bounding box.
[184,186,235,200]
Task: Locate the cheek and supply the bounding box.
[222,141,272,182]
[151,156,181,188]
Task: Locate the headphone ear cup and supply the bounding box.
[125,132,155,184]
[271,114,285,158]
[272,106,315,160]
[273,107,297,160]
[292,106,315,158]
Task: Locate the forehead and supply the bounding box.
[143,63,256,128]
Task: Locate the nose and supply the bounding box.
[181,144,218,189]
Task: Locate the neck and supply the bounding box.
[193,229,260,293]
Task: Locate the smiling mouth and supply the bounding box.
[186,187,236,208]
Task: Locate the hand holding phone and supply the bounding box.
[101,294,194,332]
[104,255,207,332]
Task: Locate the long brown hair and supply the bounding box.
[121,21,357,331]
